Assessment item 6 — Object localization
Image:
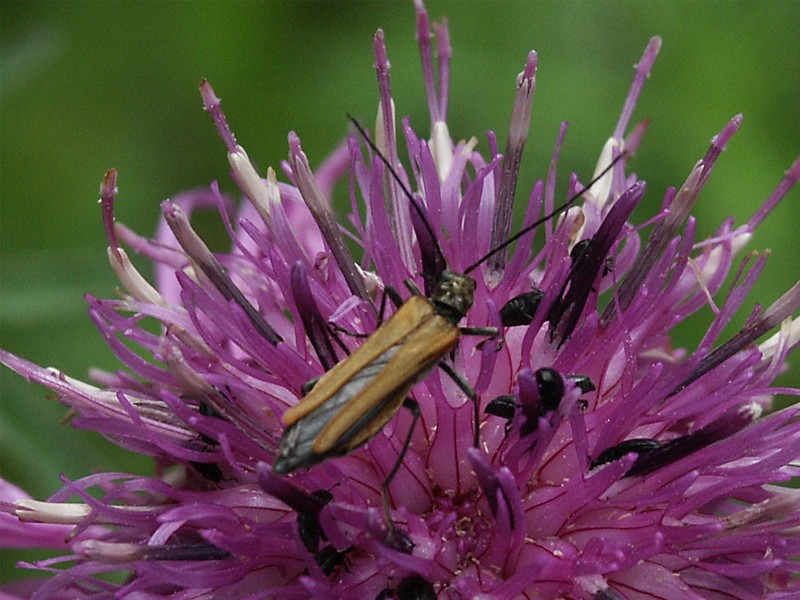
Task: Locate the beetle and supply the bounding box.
[274,269,485,473]
[274,116,625,542]
[499,287,544,327]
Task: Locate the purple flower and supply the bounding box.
[3,2,800,598]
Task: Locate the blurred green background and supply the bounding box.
[1,0,798,584]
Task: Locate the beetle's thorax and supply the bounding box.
[430,271,476,324]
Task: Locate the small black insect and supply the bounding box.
[485,370,596,429]
[569,238,593,262]
[590,438,662,470]
[571,238,614,277]
[535,367,565,412]
[569,375,596,394]
[313,544,349,576]
[499,288,545,327]
[298,489,334,553]
[484,394,517,420]
[296,488,351,575]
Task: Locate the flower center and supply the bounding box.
[427,485,493,569]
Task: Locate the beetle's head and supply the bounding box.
[431,271,476,324]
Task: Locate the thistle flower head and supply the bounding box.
[3,2,800,598]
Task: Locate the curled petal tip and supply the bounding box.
[100,169,120,257]
[198,78,219,107]
[101,168,117,193]
[523,50,538,80]
[288,130,302,153]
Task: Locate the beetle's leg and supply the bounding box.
[300,377,320,396]
[381,397,419,552]
[464,325,504,352]
[385,285,405,308]
[437,361,480,448]
[459,326,499,338]
[329,323,371,339]
[403,279,423,297]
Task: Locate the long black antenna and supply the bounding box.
[347,114,446,266]
[464,150,626,274]
[348,113,626,279]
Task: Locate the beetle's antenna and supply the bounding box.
[463,150,626,274]
[347,114,446,271]
[349,114,626,281]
